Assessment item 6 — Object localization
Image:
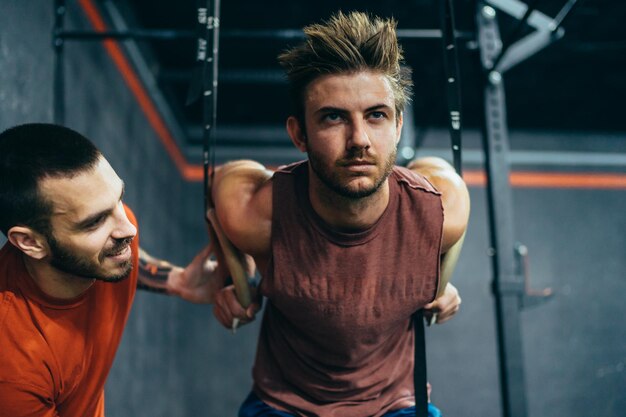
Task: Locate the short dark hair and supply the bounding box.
[278,11,413,122]
[0,123,101,236]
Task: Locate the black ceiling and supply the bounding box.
[114,0,625,145]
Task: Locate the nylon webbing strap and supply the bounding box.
[413,2,464,416]
[413,310,429,417]
[186,0,208,106]
[199,0,220,216]
[440,0,463,176]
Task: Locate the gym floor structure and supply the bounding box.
[1,1,624,416]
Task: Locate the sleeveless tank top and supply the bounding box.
[254,161,444,417]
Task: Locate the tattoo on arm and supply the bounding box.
[137,248,174,294]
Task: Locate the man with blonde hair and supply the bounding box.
[212,12,470,417]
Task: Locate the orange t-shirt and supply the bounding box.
[0,207,139,417]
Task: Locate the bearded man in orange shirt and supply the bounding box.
[0,123,224,417]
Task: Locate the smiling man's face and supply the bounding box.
[39,156,137,281]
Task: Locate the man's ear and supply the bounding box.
[286,116,307,153]
[395,111,404,145]
[7,226,49,260]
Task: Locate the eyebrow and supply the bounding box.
[365,104,393,113]
[315,104,393,115]
[315,106,347,115]
[74,181,125,230]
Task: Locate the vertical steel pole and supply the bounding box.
[477,3,529,417]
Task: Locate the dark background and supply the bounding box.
[131,0,626,133]
[1,1,625,416]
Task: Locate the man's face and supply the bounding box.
[39,157,137,282]
[300,71,403,199]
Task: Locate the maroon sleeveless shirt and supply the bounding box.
[254,161,444,417]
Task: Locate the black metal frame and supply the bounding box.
[476,1,578,416]
[51,0,203,127]
[50,1,473,124]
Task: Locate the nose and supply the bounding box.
[111,204,137,241]
[346,118,371,151]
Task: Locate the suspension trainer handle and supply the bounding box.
[198,0,253,312]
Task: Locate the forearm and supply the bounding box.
[137,247,180,294]
[438,230,466,297]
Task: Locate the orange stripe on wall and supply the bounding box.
[76,0,626,190]
[463,170,626,189]
[78,0,203,182]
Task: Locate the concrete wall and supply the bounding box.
[0,2,253,416]
[1,2,624,417]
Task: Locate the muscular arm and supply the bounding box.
[136,162,271,303]
[407,156,470,253]
[211,160,273,257]
[408,157,470,323]
[209,160,273,329]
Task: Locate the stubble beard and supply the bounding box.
[47,234,133,282]
[307,146,398,200]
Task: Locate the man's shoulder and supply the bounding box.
[392,166,441,195]
[274,160,307,175]
[0,276,55,397]
[0,329,56,414]
[271,161,307,196]
[0,329,53,385]
[0,242,22,292]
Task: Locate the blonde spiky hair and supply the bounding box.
[278,11,413,120]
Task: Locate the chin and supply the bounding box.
[341,179,379,197]
[99,274,130,283]
[98,261,133,282]
[338,185,378,199]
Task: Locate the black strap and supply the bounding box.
[197,0,221,218]
[413,2,465,416]
[440,0,463,176]
[413,310,429,417]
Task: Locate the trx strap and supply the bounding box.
[185,0,218,205]
[186,1,208,107]
[440,0,463,177]
[413,310,429,417]
[414,2,464,416]
[198,0,219,212]
[194,0,252,310]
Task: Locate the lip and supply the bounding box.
[342,161,376,172]
[341,159,376,167]
[105,245,131,262]
[341,159,375,166]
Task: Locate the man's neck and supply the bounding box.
[308,177,390,233]
[22,255,95,299]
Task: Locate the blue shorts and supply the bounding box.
[238,392,443,417]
